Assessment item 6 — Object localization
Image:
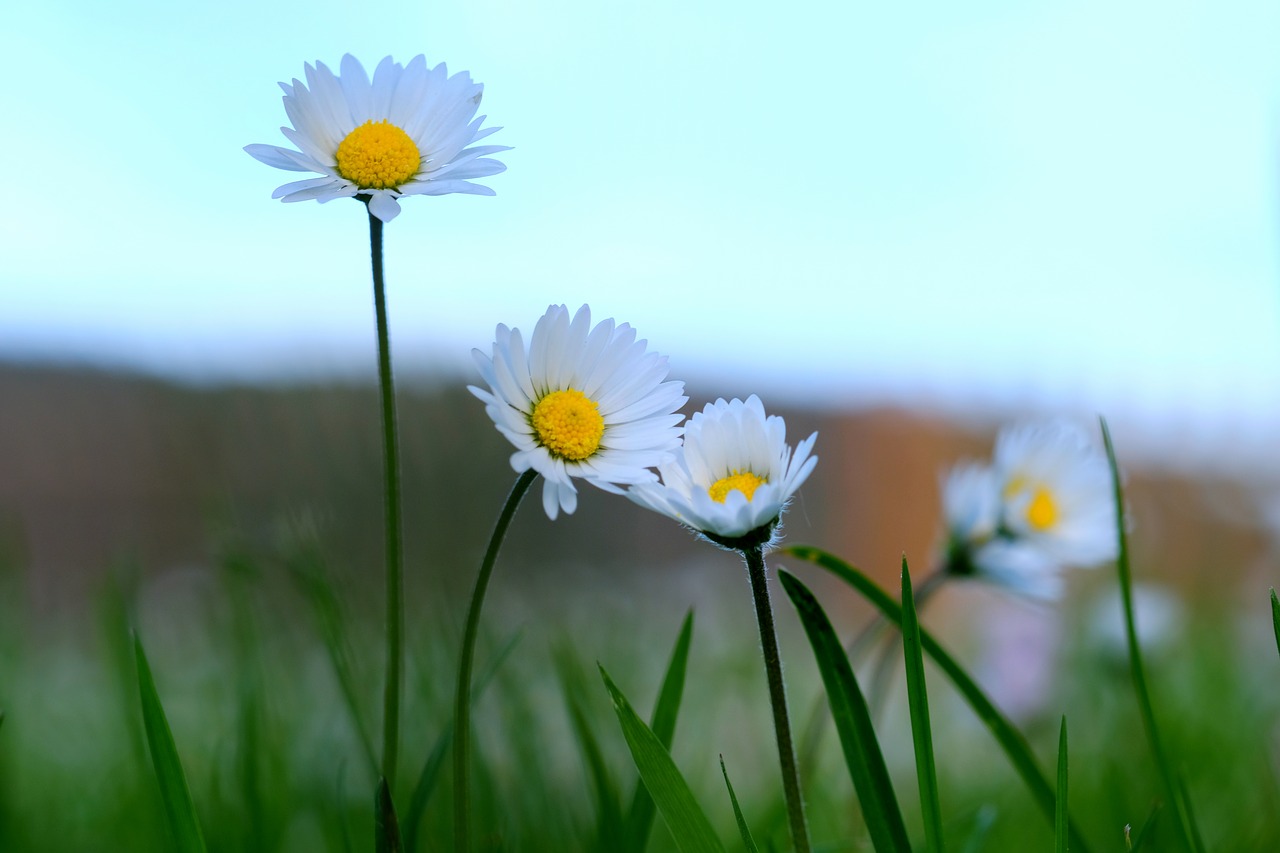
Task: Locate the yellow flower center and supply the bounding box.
[1025,486,1059,531]
[531,389,605,461]
[334,120,421,189]
[708,471,767,504]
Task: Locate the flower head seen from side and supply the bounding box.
[628,395,818,551]
[469,305,687,520]
[245,54,509,222]
[940,419,1118,600]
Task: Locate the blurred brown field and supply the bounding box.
[2,361,1273,622]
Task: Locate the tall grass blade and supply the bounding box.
[782,544,1092,853]
[287,543,379,778]
[1055,717,1068,853]
[557,653,623,849]
[404,633,520,853]
[624,610,695,853]
[1100,417,1205,853]
[779,570,910,852]
[901,559,944,853]
[133,634,207,853]
[376,776,403,853]
[1271,589,1279,658]
[719,756,760,853]
[599,665,726,853]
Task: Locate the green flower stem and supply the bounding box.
[742,544,811,853]
[454,469,538,853]
[368,209,405,790]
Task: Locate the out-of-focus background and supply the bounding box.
[3,0,1280,849]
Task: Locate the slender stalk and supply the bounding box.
[1100,419,1204,853]
[799,564,946,771]
[742,545,811,853]
[454,469,538,853]
[368,209,405,791]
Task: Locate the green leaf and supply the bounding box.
[624,610,695,853]
[719,756,760,853]
[558,657,624,849]
[1055,717,1068,853]
[1100,417,1205,853]
[778,570,910,852]
[134,633,207,853]
[1271,589,1279,659]
[375,777,403,853]
[599,665,726,853]
[901,559,945,853]
[403,632,519,853]
[782,544,1092,853]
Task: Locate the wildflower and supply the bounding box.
[941,420,1117,599]
[627,395,818,550]
[245,54,508,222]
[469,305,686,519]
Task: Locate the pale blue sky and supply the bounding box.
[4,0,1280,456]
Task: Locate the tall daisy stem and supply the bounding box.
[454,469,538,853]
[368,209,405,790]
[743,544,811,853]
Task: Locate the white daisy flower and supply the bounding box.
[992,420,1118,568]
[245,54,509,222]
[469,305,687,520]
[939,420,1117,600]
[627,395,818,550]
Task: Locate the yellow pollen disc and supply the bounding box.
[531,389,605,461]
[708,471,767,504]
[334,120,421,189]
[1025,486,1059,531]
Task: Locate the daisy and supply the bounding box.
[469,304,687,520]
[940,420,1117,600]
[993,420,1118,568]
[245,54,509,222]
[627,395,818,550]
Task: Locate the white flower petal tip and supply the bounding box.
[626,395,818,552]
[940,418,1118,600]
[246,54,507,220]
[472,304,686,520]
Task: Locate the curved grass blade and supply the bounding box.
[782,544,1091,853]
[779,570,910,852]
[558,655,623,849]
[1055,717,1068,853]
[404,632,521,853]
[134,634,207,853]
[720,755,760,853]
[376,776,403,853]
[599,665,726,853]
[1100,417,1205,853]
[624,610,695,853]
[901,559,944,853]
[1271,589,1279,658]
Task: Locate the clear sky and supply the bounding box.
[4,0,1280,464]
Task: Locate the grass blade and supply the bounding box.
[558,656,624,849]
[1055,717,1068,853]
[376,776,403,853]
[1100,417,1205,853]
[599,665,726,853]
[1126,802,1161,851]
[1271,589,1279,658]
[901,559,945,853]
[782,544,1092,853]
[778,570,910,852]
[720,756,760,853]
[403,632,520,853]
[624,610,695,853]
[134,633,207,853]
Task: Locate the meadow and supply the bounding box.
[0,364,1277,852]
